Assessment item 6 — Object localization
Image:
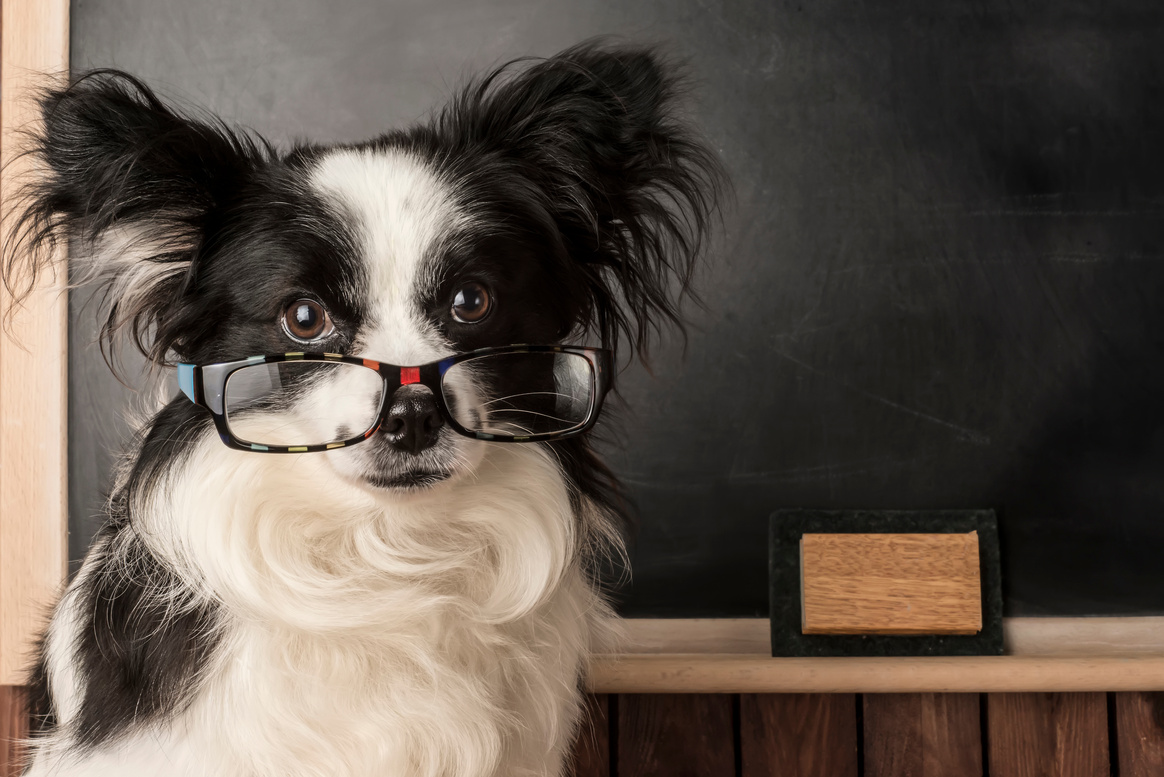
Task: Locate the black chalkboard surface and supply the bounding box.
[69,0,1164,619]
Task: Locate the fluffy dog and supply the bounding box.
[4,41,721,777]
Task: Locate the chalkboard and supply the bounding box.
[69,0,1164,618]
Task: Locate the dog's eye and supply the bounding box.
[282,299,334,342]
[450,282,491,324]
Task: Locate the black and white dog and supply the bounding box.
[6,42,721,776]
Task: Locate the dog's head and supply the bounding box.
[6,42,722,500]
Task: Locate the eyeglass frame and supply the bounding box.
[176,344,613,453]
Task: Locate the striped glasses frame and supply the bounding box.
[176,344,612,453]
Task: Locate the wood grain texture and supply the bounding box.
[739,693,858,777]
[619,617,1164,656]
[571,693,609,777]
[0,0,70,684]
[617,694,734,777]
[863,693,982,777]
[1113,692,1164,777]
[1004,617,1164,657]
[800,533,981,635]
[590,655,1164,694]
[0,686,27,777]
[987,693,1109,777]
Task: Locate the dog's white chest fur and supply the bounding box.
[28,444,609,777]
[188,573,597,777]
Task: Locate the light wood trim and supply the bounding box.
[1001,616,1164,656]
[597,618,1164,692]
[588,654,1164,694]
[620,618,774,654]
[619,617,1164,657]
[0,0,70,684]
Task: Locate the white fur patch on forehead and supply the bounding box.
[309,148,464,364]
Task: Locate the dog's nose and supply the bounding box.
[381,386,445,455]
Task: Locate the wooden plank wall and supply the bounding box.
[0,687,24,777]
[571,692,1164,777]
[0,689,1162,774]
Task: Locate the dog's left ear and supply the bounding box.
[448,41,727,358]
[2,70,269,366]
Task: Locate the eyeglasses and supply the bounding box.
[176,345,612,453]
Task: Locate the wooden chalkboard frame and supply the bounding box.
[7,0,1164,696]
[0,0,70,686]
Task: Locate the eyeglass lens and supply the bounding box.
[224,361,384,446]
[442,351,595,437]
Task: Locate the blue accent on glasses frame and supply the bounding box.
[177,363,197,404]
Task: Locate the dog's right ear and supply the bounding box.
[2,70,270,363]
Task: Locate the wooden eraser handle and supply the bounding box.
[799,532,983,636]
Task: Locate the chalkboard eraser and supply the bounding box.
[798,532,982,635]
[770,510,1003,657]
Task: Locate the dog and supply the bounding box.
[4,41,721,776]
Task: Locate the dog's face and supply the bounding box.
[173,146,589,493]
[13,43,722,501]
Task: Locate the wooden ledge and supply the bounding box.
[617,617,1164,656]
[588,654,1164,694]
[586,618,1164,692]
